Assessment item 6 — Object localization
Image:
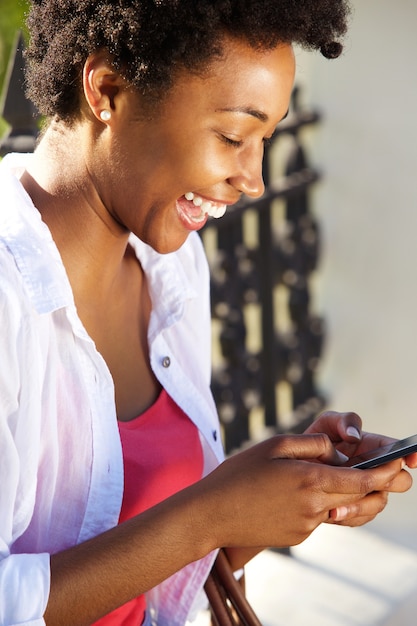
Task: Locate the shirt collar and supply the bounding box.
[0,153,74,314]
[129,234,198,337]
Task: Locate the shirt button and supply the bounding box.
[212,430,218,442]
[162,356,171,368]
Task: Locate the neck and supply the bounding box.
[21,124,132,306]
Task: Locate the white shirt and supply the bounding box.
[0,154,224,625]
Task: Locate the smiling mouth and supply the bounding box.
[183,192,227,220]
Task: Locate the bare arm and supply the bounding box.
[45,481,214,625]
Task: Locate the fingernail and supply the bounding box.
[334,506,349,521]
[336,450,350,463]
[347,426,361,439]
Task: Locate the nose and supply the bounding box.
[228,146,265,199]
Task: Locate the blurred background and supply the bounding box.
[0,0,28,139]
[294,0,417,549]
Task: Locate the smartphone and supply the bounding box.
[345,434,417,469]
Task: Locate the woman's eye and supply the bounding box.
[220,135,243,148]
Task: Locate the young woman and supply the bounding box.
[0,1,415,624]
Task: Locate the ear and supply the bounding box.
[82,52,124,123]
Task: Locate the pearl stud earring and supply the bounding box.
[100,110,111,122]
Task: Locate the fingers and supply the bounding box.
[328,490,389,525]
[383,464,413,493]
[343,459,412,495]
[268,433,349,465]
[327,461,413,525]
[305,410,362,444]
[405,451,417,469]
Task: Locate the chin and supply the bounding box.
[147,233,189,255]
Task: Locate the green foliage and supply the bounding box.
[0,0,29,137]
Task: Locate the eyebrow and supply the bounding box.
[216,107,289,124]
[216,106,269,123]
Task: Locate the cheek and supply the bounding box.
[175,146,231,189]
[160,124,228,174]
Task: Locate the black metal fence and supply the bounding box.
[1,35,325,454]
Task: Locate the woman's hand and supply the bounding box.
[304,410,416,525]
[304,410,363,456]
[305,409,417,468]
[201,433,409,551]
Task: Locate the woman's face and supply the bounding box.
[99,37,295,253]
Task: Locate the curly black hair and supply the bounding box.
[25,0,351,121]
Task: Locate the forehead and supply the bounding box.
[207,37,295,85]
[213,39,294,110]
[158,38,295,126]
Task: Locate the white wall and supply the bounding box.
[294,0,417,544]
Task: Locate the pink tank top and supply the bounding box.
[92,389,204,625]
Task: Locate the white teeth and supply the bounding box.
[205,203,226,218]
[184,192,227,219]
[213,204,227,218]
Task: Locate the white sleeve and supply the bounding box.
[0,554,50,625]
[0,259,50,624]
